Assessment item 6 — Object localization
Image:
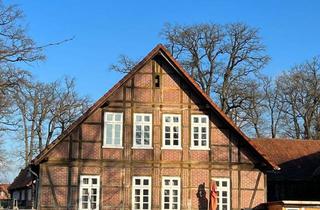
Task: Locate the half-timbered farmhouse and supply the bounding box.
[18,44,281,210]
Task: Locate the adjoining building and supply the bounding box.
[8,166,38,209]
[251,139,320,202]
[0,184,10,208]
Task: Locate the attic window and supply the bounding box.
[154,74,160,88]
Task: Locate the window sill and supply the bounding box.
[161,147,182,150]
[131,147,154,150]
[102,146,123,149]
[190,147,210,151]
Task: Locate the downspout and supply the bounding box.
[28,167,39,210]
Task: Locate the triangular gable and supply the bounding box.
[32,44,279,170]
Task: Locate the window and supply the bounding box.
[133,113,152,148]
[214,178,230,210]
[162,114,181,149]
[79,175,100,210]
[162,177,180,210]
[13,191,20,200]
[27,189,32,201]
[21,190,25,201]
[191,115,209,149]
[154,74,160,88]
[103,112,123,148]
[132,176,152,210]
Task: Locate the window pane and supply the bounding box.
[144,115,150,122]
[92,179,97,185]
[173,117,179,122]
[135,196,140,202]
[83,178,89,185]
[165,116,171,122]
[82,195,88,201]
[143,189,148,195]
[82,203,88,209]
[143,179,149,185]
[144,125,150,131]
[106,114,113,121]
[201,117,207,123]
[106,124,113,144]
[115,114,121,121]
[193,117,199,123]
[143,196,148,202]
[173,180,178,186]
[136,115,142,122]
[143,203,148,209]
[222,181,227,187]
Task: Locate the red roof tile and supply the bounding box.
[0,184,10,199]
[251,138,320,180]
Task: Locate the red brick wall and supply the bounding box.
[39,59,266,210]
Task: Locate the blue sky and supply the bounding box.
[6,0,320,100]
[2,0,320,180]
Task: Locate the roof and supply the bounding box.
[251,138,320,180]
[8,167,33,191]
[31,44,278,170]
[0,184,10,200]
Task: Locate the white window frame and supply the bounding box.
[103,112,123,148]
[133,113,153,149]
[79,175,100,210]
[132,176,152,210]
[212,178,230,210]
[162,114,181,149]
[191,115,210,150]
[161,177,181,210]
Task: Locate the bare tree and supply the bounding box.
[262,77,285,138]
[109,54,138,73]
[14,77,90,166]
[276,57,320,139]
[161,23,270,115]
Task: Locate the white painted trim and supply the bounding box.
[131,146,154,150]
[132,176,152,210]
[103,112,123,148]
[161,176,181,210]
[191,115,209,150]
[133,113,153,148]
[162,114,181,148]
[79,175,100,210]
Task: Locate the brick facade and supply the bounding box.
[36,46,270,210]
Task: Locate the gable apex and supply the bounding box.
[32,44,278,170]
